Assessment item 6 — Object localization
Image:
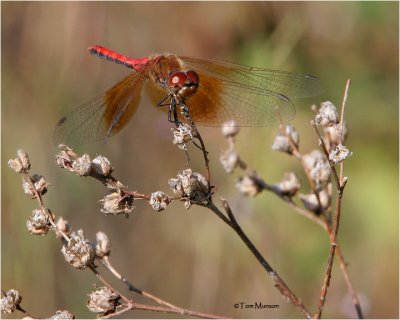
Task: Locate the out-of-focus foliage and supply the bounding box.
[2,2,398,319]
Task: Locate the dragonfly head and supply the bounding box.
[167,70,199,100]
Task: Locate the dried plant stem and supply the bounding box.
[188,119,212,197]
[339,80,351,146]
[313,79,357,319]
[238,161,360,319]
[102,300,222,319]
[259,175,361,318]
[322,217,364,319]
[202,199,312,318]
[14,304,38,319]
[23,174,70,242]
[100,257,180,309]
[91,265,223,319]
[311,122,342,191]
[336,245,364,318]
[314,191,342,319]
[90,265,130,303]
[229,81,362,318]
[339,79,351,183]
[18,160,223,319]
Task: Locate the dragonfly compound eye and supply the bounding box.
[179,70,200,99]
[167,72,187,90]
[185,70,200,86]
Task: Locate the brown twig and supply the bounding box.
[224,79,362,319]
[199,199,312,318]
[23,174,70,242]
[313,80,353,319]
[14,157,224,319]
[99,256,180,309]
[101,300,222,319]
[91,264,223,319]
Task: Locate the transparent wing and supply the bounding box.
[185,73,296,126]
[54,72,146,146]
[180,56,324,99]
[160,56,324,126]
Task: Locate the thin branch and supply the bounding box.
[224,80,362,318]
[335,245,364,318]
[91,262,224,319]
[100,256,180,309]
[311,122,341,191]
[313,80,352,319]
[200,198,312,319]
[23,174,70,243]
[339,79,351,183]
[102,300,223,319]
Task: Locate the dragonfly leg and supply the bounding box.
[168,98,182,127]
[156,94,171,108]
[192,139,209,156]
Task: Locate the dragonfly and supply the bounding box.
[54,45,323,146]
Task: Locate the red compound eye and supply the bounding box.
[185,70,199,86]
[167,71,187,88]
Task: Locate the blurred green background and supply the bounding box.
[2,2,398,319]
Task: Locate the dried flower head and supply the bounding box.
[299,190,330,213]
[149,191,170,212]
[87,287,120,314]
[168,169,209,203]
[272,124,299,154]
[92,156,113,177]
[26,209,54,235]
[55,217,72,239]
[219,148,239,173]
[315,101,339,126]
[95,231,111,258]
[236,175,261,197]
[100,190,134,216]
[171,123,194,148]
[272,172,301,197]
[329,144,352,164]
[303,150,331,188]
[22,174,50,197]
[58,144,79,157]
[323,121,348,148]
[55,149,74,172]
[221,120,240,138]
[61,230,95,269]
[49,310,75,319]
[72,154,92,176]
[8,149,31,173]
[1,289,21,314]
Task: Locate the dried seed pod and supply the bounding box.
[236,175,261,197]
[99,191,134,216]
[315,101,339,126]
[92,156,113,176]
[95,231,111,258]
[1,289,21,314]
[149,191,170,212]
[87,287,120,314]
[61,230,95,270]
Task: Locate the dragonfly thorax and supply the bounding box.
[148,54,182,86]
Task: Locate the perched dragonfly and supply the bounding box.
[54,45,323,146]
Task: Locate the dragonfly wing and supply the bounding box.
[144,71,295,127]
[187,73,296,126]
[180,56,323,99]
[54,72,146,146]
